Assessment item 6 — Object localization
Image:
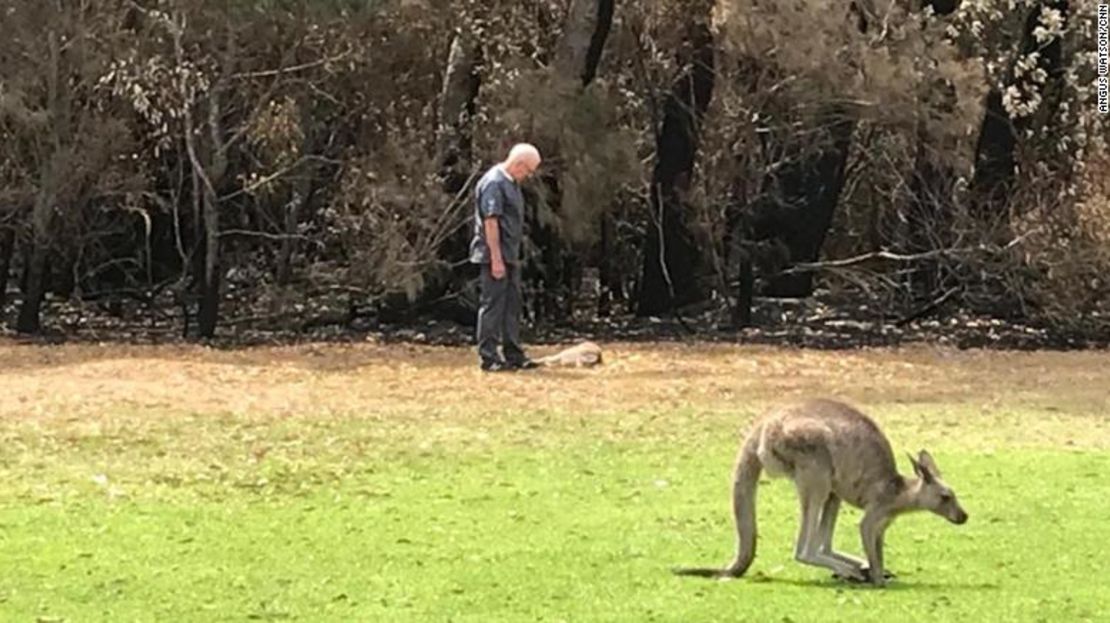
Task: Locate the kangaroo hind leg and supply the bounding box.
[818,494,867,571]
[792,471,867,582]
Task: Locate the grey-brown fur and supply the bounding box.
[674,398,968,586]
[535,341,602,368]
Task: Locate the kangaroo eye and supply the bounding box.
[939,492,953,502]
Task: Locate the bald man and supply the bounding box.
[469,143,542,372]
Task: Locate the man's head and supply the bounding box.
[502,143,541,181]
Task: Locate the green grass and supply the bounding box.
[2,402,1108,622]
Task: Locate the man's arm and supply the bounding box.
[484,216,505,279]
[478,182,507,280]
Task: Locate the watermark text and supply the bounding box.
[1099,4,1108,113]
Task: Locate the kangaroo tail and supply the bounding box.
[723,429,762,576]
[673,427,763,579]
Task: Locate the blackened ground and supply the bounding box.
[2,290,1106,351]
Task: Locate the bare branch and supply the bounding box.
[219,229,319,245]
[218,156,312,202]
[230,50,351,80]
[782,248,956,273]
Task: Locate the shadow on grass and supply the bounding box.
[673,570,1001,592]
[756,577,1000,592]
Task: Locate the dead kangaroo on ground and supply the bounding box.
[675,398,968,586]
[535,341,602,368]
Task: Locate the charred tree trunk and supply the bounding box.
[555,0,613,84]
[430,30,483,324]
[0,226,14,312]
[55,237,78,300]
[529,0,615,322]
[597,211,616,317]
[733,252,754,328]
[905,72,959,298]
[754,106,856,298]
[197,183,222,339]
[16,196,53,334]
[635,7,715,316]
[192,96,228,341]
[970,1,1069,222]
[583,0,614,85]
[277,107,320,287]
[922,0,960,15]
[743,3,915,300]
[907,134,945,294]
[276,179,318,287]
[906,119,956,297]
[179,22,232,340]
[1019,0,1070,188]
[529,178,563,323]
[276,198,299,287]
[1029,2,1069,121]
[436,32,481,195]
[722,57,764,328]
[16,245,49,334]
[969,88,1016,222]
[16,27,65,335]
[591,0,617,319]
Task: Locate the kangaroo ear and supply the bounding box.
[917,450,941,479]
[907,452,926,480]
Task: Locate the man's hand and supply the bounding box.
[483,216,506,280]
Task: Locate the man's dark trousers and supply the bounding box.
[476,262,525,366]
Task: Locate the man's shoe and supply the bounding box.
[481,360,514,373]
[508,358,540,370]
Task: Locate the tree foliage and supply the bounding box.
[0,0,1106,338]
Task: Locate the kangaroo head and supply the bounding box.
[908,450,968,525]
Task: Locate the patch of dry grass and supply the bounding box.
[1,339,1107,453]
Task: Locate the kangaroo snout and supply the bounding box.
[950,508,969,525]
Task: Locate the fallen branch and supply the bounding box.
[896,286,961,327]
[781,231,1038,275]
[781,248,955,274]
[219,229,318,244]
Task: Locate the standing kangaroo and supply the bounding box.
[675,398,968,586]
